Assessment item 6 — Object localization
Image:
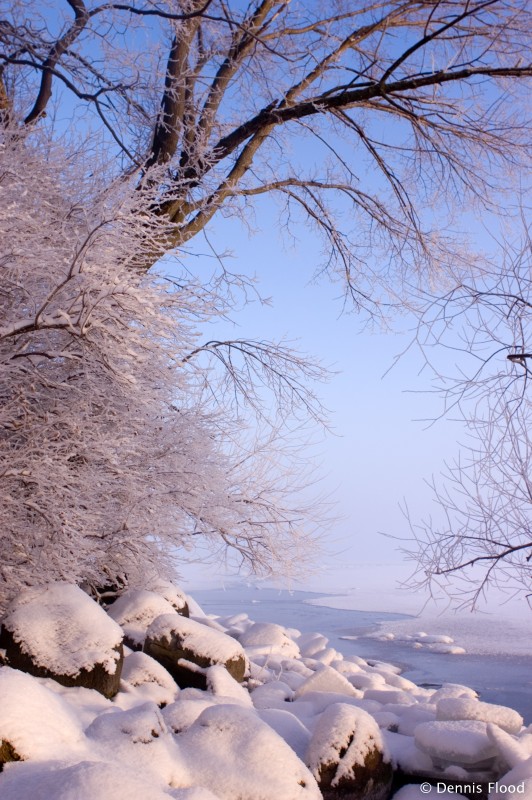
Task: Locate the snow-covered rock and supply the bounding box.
[86,702,189,787]
[178,704,321,799]
[107,590,179,650]
[144,614,248,689]
[205,664,253,706]
[436,698,523,735]
[0,583,123,697]
[296,632,330,658]
[490,756,532,799]
[251,679,294,709]
[0,583,530,800]
[295,664,362,699]
[306,702,392,800]
[257,708,312,760]
[145,580,190,617]
[239,622,301,659]
[120,650,179,707]
[0,667,86,763]
[414,720,497,768]
[430,684,478,703]
[383,730,434,774]
[486,723,532,769]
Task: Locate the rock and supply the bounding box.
[107,589,179,650]
[414,720,497,768]
[120,650,179,707]
[0,666,87,765]
[145,580,190,617]
[0,738,21,767]
[436,698,523,735]
[295,665,362,699]
[0,583,124,698]
[144,613,248,689]
[306,702,392,800]
[238,621,301,659]
[178,704,321,799]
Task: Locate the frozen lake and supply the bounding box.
[191,586,532,724]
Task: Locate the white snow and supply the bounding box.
[256,709,312,760]
[0,760,181,800]
[1,582,531,800]
[162,695,218,733]
[486,723,532,768]
[2,583,123,675]
[145,580,189,615]
[85,702,190,788]
[294,664,362,699]
[205,664,253,706]
[251,679,294,708]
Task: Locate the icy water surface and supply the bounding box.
[191,586,532,724]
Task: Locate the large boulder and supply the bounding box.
[436,697,523,735]
[0,583,124,698]
[178,704,322,800]
[144,613,248,689]
[306,703,392,800]
[414,720,497,769]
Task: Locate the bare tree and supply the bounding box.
[403,222,532,608]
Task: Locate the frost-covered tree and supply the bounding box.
[0,131,325,607]
[0,0,531,605]
[1,0,531,299]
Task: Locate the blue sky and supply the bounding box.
[176,197,468,594]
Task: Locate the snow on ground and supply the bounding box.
[1,581,532,799]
